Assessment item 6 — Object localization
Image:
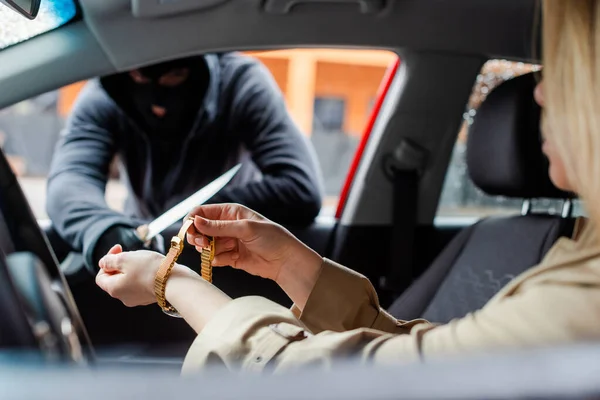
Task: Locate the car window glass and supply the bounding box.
[0,49,398,221]
[0,0,77,50]
[437,59,585,221]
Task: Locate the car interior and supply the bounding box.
[0,0,599,399]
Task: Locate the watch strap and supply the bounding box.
[154,218,195,317]
[200,235,214,283]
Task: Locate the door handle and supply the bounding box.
[263,0,386,14]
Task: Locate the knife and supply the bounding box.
[136,164,242,242]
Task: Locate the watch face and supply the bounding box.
[162,308,183,318]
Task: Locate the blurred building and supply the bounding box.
[245,49,395,196]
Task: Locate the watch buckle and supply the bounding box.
[170,236,183,252]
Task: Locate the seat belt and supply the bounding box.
[381,139,428,299]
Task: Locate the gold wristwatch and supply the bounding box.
[154,217,215,317]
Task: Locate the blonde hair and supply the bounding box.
[543,0,600,243]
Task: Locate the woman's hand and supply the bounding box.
[95,244,165,307]
[185,203,323,310]
[186,203,320,282]
[95,244,231,333]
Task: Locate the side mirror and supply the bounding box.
[0,0,41,20]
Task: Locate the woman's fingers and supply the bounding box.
[99,255,122,273]
[187,231,208,247]
[97,244,124,271]
[185,204,265,247]
[214,238,236,255]
[188,233,232,250]
[108,244,123,255]
[95,268,122,295]
[194,238,236,255]
[212,251,240,268]
[186,203,256,222]
[185,203,237,224]
[192,215,253,241]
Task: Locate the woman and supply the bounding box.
[95,0,600,373]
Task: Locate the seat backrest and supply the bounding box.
[388,73,575,322]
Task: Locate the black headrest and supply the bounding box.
[466,73,570,199]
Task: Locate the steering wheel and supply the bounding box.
[0,150,93,363]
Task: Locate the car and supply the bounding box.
[0,0,598,399]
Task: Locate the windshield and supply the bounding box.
[0,0,77,50]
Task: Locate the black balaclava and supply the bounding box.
[127,55,210,137]
[114,56,210,207]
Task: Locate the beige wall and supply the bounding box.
[249,49,396,136]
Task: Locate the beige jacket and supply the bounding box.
[182,218,600,373]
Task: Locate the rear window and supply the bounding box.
[437,59,584,220]
[0,0,77,50]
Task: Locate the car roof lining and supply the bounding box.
[81,0,539,70]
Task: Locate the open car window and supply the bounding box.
[0,0,77,50]
[0,48,397,220]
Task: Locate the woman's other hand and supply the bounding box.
[186,203,320,282]
[186,203,323,309]
[95,244,166,307]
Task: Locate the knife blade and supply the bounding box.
[138,164,242,242]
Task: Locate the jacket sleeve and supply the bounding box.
[46,81,135,269]
[209,55,323,226]
[181,258,600,374]
[182,259,429,373]
[289,259,426,334]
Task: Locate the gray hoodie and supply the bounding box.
[46,53,323,267]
